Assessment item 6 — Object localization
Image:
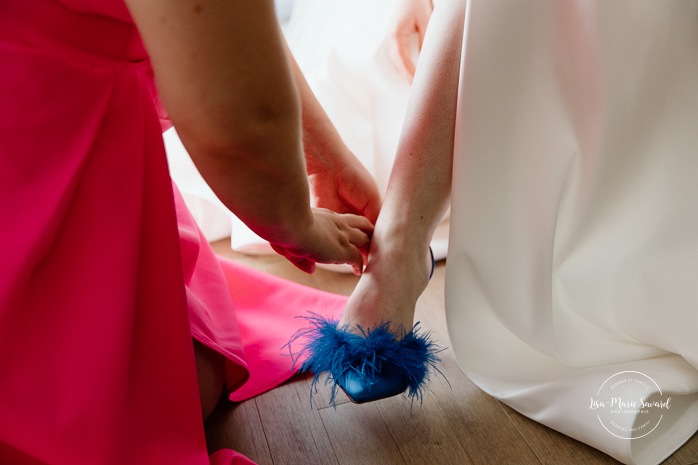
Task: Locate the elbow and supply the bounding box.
[174,91,302,162]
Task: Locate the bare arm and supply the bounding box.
[284,45,382,223]
[125,0,372,272]
[376,0,465,249]
[339,0,466,332]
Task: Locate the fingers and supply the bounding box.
[343,212,375,236]
[346,228,371,256]
[388,0,435,82]
[269,210,373,275]
[388,15,418,81]
[336,212,372,272]
[336,159,382,223]
[332,212,372,275]
[308,157,381,224]
[297,259,316,274]
[416,0,433,49]
[288,256,316,274]
[361,196,382,225]
[397,34,416,79]
[270,242,317,274]
[348,248,365,276]
[389,32,416,82]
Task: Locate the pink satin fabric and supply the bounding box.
[0,1,345,464]
[176,183,348,401]
[219,258,347,402]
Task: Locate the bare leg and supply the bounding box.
[193,340,225,421]
[340,0,466,334]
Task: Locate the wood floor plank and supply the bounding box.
[295,371,354,411]
[661,432,698,465]
[407,263,540,464]
[310,266,361,296]
[205,398,274,465]
[497,402,621,464]
[430,355,542,465]
[319,401,406,465]
[254,379,340,465]
[207,249,698,465]
[376,392,474,465]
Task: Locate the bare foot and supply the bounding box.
[340,242,433,337]
[296,241,437,405]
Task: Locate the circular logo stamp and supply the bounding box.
[589,371,671,439]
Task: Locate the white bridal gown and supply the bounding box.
[445,1,698,464]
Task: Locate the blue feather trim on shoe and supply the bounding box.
[287,313,443,406]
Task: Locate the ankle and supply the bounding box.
[365,240,432,282]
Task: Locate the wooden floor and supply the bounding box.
[206,241,698,465]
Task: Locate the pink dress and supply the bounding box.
[0,1,345,464]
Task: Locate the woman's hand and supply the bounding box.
[284,44,382,224]
[388,0,434,83]
[309,150,381,225]
[270,208,374,275]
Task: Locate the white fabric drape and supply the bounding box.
[446,2,698,463]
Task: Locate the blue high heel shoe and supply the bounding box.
[288,247,441,405]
